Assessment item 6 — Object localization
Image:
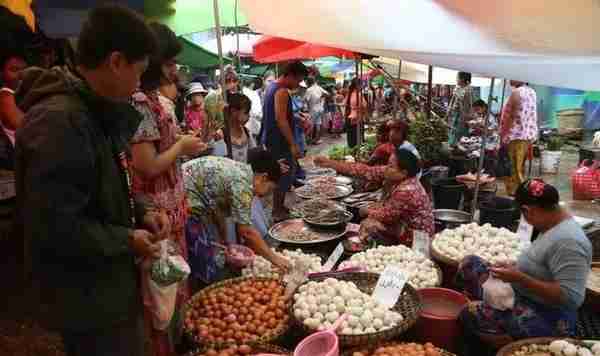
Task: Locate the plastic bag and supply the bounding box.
[571,159,600,200]
[143,240,190,330]
[482,276,515,311]
[150,240,191,287]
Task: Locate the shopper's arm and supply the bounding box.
[238,223,289,270]
[0,91,24,130]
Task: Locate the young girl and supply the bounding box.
[212,93,256,162]
[184,82,208,137]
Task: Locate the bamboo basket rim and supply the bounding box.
[185,343,291,356]
[496,337,581,356]
[181,276,290,349]
[343,341,456,356]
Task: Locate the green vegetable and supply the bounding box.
[328,144,352,160]
[408,111,448,164]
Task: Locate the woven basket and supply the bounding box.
[289,272,422,347]
[339,257,444,289]
[181,276,290,350]
[186,344,291,356]
[430,241,461,268]
[496,337,581,356]
[343,341,456,356]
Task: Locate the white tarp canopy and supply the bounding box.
[373,58,492,87]
[240,0,600,91]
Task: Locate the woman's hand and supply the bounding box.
[359,218,385,241]
[358,206,370,218]
[271,254,291,274]
[277,159,290,174]
[178,135,208,156]
[313,156,332,168]
[143,211,170,241]
[490,266,525,283]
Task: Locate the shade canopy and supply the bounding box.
[253,36,358,63]
[240,0,600,90]
[156,0,246,36]
[177,36,232,69]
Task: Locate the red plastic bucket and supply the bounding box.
[415,288,469,353]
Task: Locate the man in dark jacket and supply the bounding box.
[16,5,164,356]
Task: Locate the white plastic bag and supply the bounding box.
[143,240,190,330]
[482,276,515,311]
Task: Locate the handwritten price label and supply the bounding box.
[372,266,408,308]
[412,230,430,257]
[322,242,344,271]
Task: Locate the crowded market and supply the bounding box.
[1,1,600,356]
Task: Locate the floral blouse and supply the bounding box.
[334,161,434,246]
[182,156,254,227]
[501,85,538,143]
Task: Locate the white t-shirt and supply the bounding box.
[242,87,263,137]
[305,84,328,115]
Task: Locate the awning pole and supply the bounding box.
[395,59,402,119]
[471,77,496,219]
[427,65,433,120]
[213,0,232,158]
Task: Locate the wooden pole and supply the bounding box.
[471,77,496,219]
[213,0,232,158]
[427,65,433,120]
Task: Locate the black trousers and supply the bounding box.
[347,124,359,148]
[61,317,144,356]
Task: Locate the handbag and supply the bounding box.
[571,159,600,200]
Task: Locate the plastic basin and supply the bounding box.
[415,288,469,353]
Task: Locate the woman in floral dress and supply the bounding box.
[315,147,434,247]
[130,23,206,356]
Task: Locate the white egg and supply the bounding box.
[341,327,353,335]
[303,318,320,329]
[364,327,377,333]
[325,311,340,323]
[347,315,360,327]
[372,318,384,329]
[313,312,324,322]
[360,310,373,325]
[318,304,329,314]
[352,327,364,335]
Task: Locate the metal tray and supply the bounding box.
[268,218,347,245]
[306,175,353,186]
[304,210,353,229]
[295,183,353,200]
[304,167,336,177]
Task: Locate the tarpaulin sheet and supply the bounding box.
[240,0,600,90]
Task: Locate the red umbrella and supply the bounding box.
[253,35,358,63]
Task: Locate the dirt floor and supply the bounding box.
[0,134,597,356]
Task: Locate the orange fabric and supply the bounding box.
[3,0,35,31]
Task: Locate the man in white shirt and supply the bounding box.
[304,77,329,144]
[242,82,263,141]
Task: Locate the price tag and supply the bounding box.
[322,242,344,271]
[412,230,430,257]
[372,266,408,309]
[517,214,533,247]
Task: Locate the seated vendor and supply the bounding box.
[367,122,392,166]
[369,120,420,166]
[183,148,290,286]
[456,179,592,355]
[315,147,434,247]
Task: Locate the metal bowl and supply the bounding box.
[434,209,472,232]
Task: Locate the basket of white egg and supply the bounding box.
[431,223,524,267]
[338,245,442,289]
[241,249,323,280]
[290,273,422,347]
